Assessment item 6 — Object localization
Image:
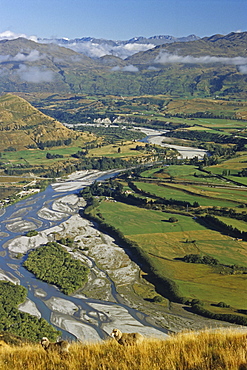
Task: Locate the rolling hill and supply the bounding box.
[0,93,83,150]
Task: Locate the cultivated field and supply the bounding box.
[95,201,247,310]
[134,181,238,207]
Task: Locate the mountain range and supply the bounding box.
[0,31,246,98]
[38,34,200,59]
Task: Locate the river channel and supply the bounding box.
[0,169,175,342]
[0,132,211,342]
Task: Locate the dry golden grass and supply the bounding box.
[0,330,246,370]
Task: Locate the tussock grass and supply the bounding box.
[0,330,246,370]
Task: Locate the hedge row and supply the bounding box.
[191,304,247,326]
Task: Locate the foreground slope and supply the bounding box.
[0,329,246,370]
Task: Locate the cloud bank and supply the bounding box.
[0,49,55,83]
[17,65,55,83]
[238,65,247,74]
[0,50,44,63]
[57,41,155,59]
[154,52,247,73]
[111,65,139,72]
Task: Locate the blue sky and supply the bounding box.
[0,0,246,40]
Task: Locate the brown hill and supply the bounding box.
[0,93,80,150]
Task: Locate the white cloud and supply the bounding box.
[0,50,45,63]
[154,52,247,66]
[17,65,55,83]
[111,66,121,71]
[0,55,10,63]
[122,65,139,72]
[13,50,44,62]
[56,41,155,59]
[147,66,160,70]
[238,65,247,74]
[0,30,37,42]
[111,65,139,72]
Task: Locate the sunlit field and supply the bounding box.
[96,201,247,309]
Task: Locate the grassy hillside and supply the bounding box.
[0,93,92,151]
[0,329,246,370]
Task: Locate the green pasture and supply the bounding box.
[1,146,83,166]
[96,201,247,309]
[141,165,230,186]
[184,125,227,135]
[166,182,247,205]
[176,275,247,308]
[97,201,205,235]
[192,118,247,129]
[134,181,238,207]
[208,153,247,173]
[88,142,146,158]
[216,215,247,232]
[227,177,247,186]
[191,185,247,204]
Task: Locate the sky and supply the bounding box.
[0,0,246,41]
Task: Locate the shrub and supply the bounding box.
[168,217,178,223]
[216,302,230,308]
[153,295,163,303]
[26,230,38,237]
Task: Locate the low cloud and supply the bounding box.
[122,65,139,72]
[0,30,37,42]
[154,52,247,66]
[154,53,247,73]
[154,52,247,73]
[13,50,44,62]
[58,41,155,59]
[238,65,247,74]
[111,65,139,72]
[17,65,55,83]
[147,66,160,71]
[0,50,45,63]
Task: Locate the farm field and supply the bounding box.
[1,147,81,167]
[87,141,146,158]
[141,165,232,185]
[163,182,247,205]
[95,201,247,309]
[216,215,247,232]
[208,153,247,174]
[134,181,239,207]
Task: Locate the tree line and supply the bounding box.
[198,215,247,241]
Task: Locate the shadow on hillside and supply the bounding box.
[182,306,195,314]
